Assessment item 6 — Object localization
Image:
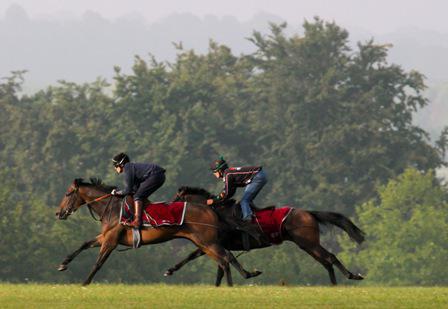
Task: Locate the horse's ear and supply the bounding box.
[73,178,83,188]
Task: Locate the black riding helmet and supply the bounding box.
[112,152,130,167]
[210,156,228,173]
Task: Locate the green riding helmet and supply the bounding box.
[210,156,228,172]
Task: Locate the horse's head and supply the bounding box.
[56,179,85,220]
[173,186,213,204]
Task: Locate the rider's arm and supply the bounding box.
[116,164,134,195]
[214,173,236,202]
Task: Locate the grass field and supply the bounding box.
[0,284,447,308]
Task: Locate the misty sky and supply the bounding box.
[1,0,447,150]
[1,0,447,33]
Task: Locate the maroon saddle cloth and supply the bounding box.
[119,197,187,227]
[252,207,293,244]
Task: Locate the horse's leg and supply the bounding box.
[199,244,233,287]
[82,226,123,286]
[180,206,235,286]
[82,242,116,286]
[284,211,338,285]
[227,251,262,279]
[300,245,338,285]
[224,262,232,287]
[164,249,206,277]
[58,236,101,271]
[215,266,225,287]
[291,232,363,284]
[312,245,364,281]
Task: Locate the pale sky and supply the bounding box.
[0,0,447,34]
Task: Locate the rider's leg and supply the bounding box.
[131,172,166,228]
[240,170,267,221]
[129,200,143,228]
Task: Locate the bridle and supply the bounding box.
[64,186,112,221]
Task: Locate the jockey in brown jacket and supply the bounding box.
[206,156,268,221]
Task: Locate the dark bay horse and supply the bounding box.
[55,178,260,286]
[165,187,365,285]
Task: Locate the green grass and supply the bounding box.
[0,284,447,308]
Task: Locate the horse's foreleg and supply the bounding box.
[164,249,205,277]
[58,237,100,271]
[82,243,116,286]
[227,251,262,279]
[215,267,225,287]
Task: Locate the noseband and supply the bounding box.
[63,186,112,219]
[63,187,79,217]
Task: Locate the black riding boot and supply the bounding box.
[234,217,269,245]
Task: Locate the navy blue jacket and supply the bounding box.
[116,162,165,195]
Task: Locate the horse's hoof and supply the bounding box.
[248,270,262,278]
[350,273,364,280]
[57,264,67,271]
[164,270,173,277]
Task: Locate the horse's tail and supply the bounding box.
[308,211,365,244]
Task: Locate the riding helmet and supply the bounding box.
[112,152,130,167]
[210,156,228,172]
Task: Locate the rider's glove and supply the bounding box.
[111,189,118,196]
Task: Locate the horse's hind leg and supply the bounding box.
[164,249,205,277]
[227,251,262,279]
[201,244,233,287]
[224,263,232,287]
[58,236,101,271]
[215,267,225,287]
[303,245,363,284]
[301,245,338,285]
[317,245,364,281]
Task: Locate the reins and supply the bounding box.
[83,194,113,222]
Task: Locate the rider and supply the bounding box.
[111,152,166,228]
[206,156,267,221]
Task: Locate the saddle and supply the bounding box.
[250,204,276,211]
[120,196,187,228]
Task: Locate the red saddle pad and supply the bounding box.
[253,207,293,244]
[120,198,187,227]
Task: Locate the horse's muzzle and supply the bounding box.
[56,211,68,220]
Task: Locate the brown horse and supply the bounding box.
[55,178,260,286]
[165,186,365,286]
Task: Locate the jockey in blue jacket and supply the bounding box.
[111,153,166,228]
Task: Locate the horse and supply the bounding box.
[55,178,261,286]
[164,186,365,286]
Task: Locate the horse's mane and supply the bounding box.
[178,186,213,198]
[75,178,117,192]
[177,186,236,205]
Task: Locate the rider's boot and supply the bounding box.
[129,200,143,228]
[236,215,270,246]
